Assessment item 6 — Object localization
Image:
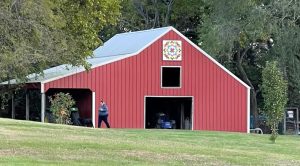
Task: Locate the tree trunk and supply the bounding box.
[235,49,259,128]
[163,0,174,26]
[250,89,258,128]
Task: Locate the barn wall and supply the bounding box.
[44,30,248,132]
[76,91,92,119]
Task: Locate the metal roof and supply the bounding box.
[8,55,129,84]
[93,27,171,57]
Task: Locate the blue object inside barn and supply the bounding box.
[157,113,173,129]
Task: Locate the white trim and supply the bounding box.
[170,27,250,90]
[41,83,44,93]
[160,66,182,89]
[191,96,195,131]
[41,28,172,84]
[144,96,194,130]
[144,97,146,129]
[247,88,250,133]
[92,92,96,128]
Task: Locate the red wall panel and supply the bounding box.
[44,30,248,132]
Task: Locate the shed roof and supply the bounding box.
[1,55,127,84]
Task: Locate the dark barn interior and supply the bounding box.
[145,97,192,129]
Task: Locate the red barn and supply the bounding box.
[7,27,250,132]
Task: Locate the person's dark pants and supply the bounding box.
[98,114,110,128]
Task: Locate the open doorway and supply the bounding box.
[145,97,193,130]
[46,88,93,127]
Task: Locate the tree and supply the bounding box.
[261,61,287,143]
[125,0,175,29]
[58,0,121,65]
[0,0,120,84]
[268,0,300,109]
[198,0,274,127]
[100,0,206,43]
[0,0,120,116]
[170,0,207,43]
[0,0,120,111]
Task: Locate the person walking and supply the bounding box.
[98,99,110,128]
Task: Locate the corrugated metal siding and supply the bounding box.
[77,91,92,119]
[44,30,247,132]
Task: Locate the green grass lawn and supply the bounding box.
[0,118,300,166]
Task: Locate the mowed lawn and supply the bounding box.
[0,118,300,166]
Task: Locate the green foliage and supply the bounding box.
[171,0,207,43]
[262,61,288,143]
[198,0,300,129]
[198,0,275,127]
[100,0,206,43]
[58,0,121,67]
[269,0,300,108]
[198,0,275,78]
[199,0,273,58]
[49,92,75,124]
[0,0,56,83]
[0,0,120,83]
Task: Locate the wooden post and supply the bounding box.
[26,93,29,120]
[41,93,45,122]
[297,108,299,135]
[11,94,15,119]
[283,110,286,134]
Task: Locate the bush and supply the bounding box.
[49,92,75,125]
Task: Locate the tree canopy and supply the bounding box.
[100,0,206,43]
[269,0,300,108]
[198,0,275,126]
[198,0,300,127]
[0,0,120,83]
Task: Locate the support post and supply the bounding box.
[26,93,29,120]
[283,110,286,134]
[41,93,45,122]
[296,108,299,135]
[92,92,95,128]
[11,94,15,119]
